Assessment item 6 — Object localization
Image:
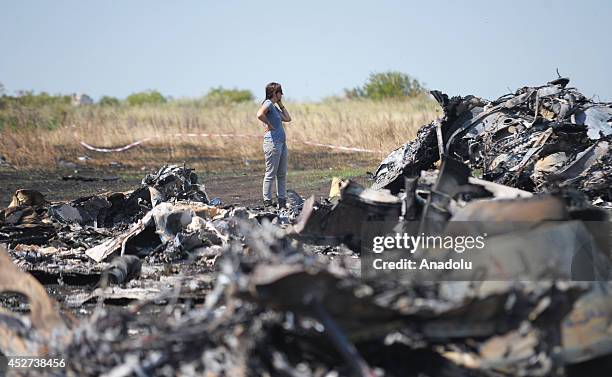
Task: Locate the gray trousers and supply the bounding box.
[262,141,288,201]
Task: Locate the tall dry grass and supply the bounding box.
[0,96,440,171]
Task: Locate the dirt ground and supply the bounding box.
[0,153,375,207]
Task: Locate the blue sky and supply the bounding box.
[1,0,611,102]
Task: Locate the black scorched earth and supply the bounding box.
[1,78,612,377]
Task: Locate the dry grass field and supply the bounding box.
[0,96,440,172]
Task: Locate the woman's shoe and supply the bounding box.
[277,198,287,209]
[263,199,274,208]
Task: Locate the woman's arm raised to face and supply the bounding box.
[277,101,292,122]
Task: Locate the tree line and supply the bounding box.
[0,71,426,107]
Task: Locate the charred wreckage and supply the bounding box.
[1,78,612,377]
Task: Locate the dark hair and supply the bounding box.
[264,82,283,102]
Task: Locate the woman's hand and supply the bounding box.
[277,101,292,122]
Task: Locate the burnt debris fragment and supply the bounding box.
[143,164,209,206]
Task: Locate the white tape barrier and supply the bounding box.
[79,133,386,154]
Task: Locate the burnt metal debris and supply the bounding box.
[372,78,612,206]
[1,81,612,376]
[143,164,209,206]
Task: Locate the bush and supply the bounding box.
[0,91,72,130]
[4,91,72,107]
[126,90,166,106]
[346,71,426,100]
[99,96,120,107]
[204,87,254,105]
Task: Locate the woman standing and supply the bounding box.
[257,82,292,208]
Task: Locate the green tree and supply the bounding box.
[126,90,166,106]
[346,71,425,100]
[0,82,5,96]
[204,87,254,105]
[99,95,120,107]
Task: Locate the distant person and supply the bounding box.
[257,82,292,208]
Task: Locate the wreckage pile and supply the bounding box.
[1,78,612,376]
[372,77,612,206]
